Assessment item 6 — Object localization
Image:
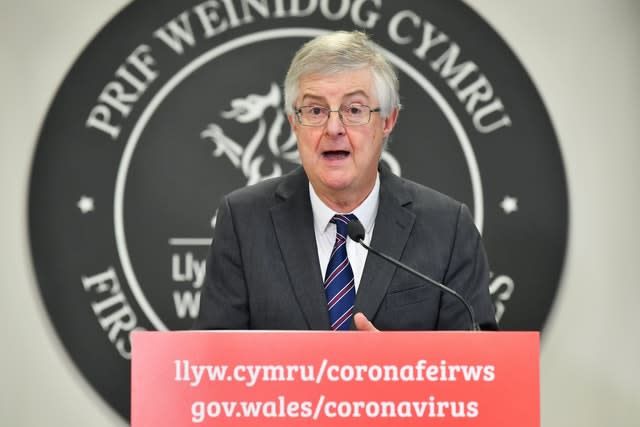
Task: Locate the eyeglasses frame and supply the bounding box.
[294,104,381,127]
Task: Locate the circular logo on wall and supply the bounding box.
[29,0,568,420]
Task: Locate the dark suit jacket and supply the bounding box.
[195,165,497,331]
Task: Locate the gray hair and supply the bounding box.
[283,31,401,118]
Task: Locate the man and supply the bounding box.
[195,31,497,331]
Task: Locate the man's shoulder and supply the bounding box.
[225,166,306,207]
[380,167,463,214]
[380,170,479,244]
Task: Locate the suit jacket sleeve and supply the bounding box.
[439,203,497,330]
[193,196,249,329]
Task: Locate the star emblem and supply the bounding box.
[77,196,95,214]
[500,196,518,214]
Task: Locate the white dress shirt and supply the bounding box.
[309,174,380,293]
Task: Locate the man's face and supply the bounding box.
[288,68,398,207]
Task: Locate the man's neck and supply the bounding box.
[311,181,376,213]
[317,193,367,214]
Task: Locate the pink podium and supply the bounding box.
[131,331,539,426]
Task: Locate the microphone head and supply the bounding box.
[347,218,366,242]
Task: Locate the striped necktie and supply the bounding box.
[324,214,357,331]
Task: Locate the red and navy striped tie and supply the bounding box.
[325,214,357,331]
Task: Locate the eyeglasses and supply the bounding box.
[295,104,381,127]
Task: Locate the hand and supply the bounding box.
[354,312,379,331]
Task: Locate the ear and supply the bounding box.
[382,108,399,137]
[287,112,299,132]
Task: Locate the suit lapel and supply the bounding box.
[270,168,330,329]
[353,168,415,325]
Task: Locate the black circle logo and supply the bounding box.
[29,0,568,420]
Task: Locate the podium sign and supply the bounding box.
[132,331,539,426]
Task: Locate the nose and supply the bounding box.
[325,110,345,136]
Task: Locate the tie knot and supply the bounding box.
[331,214,358,238]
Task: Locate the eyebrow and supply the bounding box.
[301,90,370,104]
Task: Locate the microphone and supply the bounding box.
[347,219,480,331]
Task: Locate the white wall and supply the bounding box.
[1,1,638,425]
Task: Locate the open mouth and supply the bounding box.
[322,150,350,160]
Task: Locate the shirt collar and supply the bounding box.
[309,173,380,235]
